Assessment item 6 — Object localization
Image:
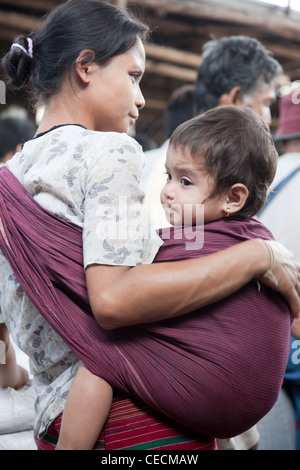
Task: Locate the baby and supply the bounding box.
[56,105,291,449]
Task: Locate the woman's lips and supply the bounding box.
[129,114,138,125]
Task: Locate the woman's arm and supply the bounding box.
[86,238,300,330]
[0,324,29,389]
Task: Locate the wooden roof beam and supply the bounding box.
[145,43,202,68]
[0,10,42,32]
[0,0,60,10]
[145,59,197,82]
[129,0,300,42]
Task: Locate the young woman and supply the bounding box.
[0,0,299,450]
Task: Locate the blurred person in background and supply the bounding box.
[0,116,36,163]
[0,115,36,390]
[258,89,300,450]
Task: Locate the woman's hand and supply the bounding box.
[291,317,300,339]
[258,239,300,318]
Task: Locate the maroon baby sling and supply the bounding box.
[0,166,291,438]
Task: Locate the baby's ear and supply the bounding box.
[222,184,249,217]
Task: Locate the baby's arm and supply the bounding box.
[56,363,113,450]
[0,323,29,389]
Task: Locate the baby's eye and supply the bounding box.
[165,171,171,181]
[181,177,191,186]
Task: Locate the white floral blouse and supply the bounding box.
[0,125,162,440]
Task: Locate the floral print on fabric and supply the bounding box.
[0,125,162,439]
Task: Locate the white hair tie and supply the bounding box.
[11,38,33,59]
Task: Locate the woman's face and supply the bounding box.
[87,38,146,133]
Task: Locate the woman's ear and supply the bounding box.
[222,184,249,217]
[74,49,96,84]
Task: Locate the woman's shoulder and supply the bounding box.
[13,125,145,182]
[27,125,141,153]
[79,128,141,149]
[71,128,144,164]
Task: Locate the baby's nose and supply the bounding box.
[161,183,176,201]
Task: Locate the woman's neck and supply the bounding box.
[36,91,94,136]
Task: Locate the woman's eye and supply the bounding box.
[181,178,191,186]
[130,72,141,82]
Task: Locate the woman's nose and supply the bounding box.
[136,88,145,110]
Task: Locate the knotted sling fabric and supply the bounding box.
[0,165,292,438]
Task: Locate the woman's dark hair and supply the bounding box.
[169,105,278,218]
[2,0,149,103]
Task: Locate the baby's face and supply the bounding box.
[160,145,225,226]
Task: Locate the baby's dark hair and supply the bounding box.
[2,0,149,104]
[169,105,278,218]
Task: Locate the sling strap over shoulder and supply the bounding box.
[259,165,300,215]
